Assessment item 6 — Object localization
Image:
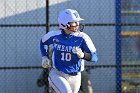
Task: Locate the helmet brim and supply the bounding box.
[70,18,84,22]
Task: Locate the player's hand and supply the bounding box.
[72,47,84,58]
[41,56,51,68]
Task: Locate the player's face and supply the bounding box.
[68,22,79,32]
[65,22,78,32]
[65,22,79,35]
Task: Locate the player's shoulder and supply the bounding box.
[73,31,90,40]
[46,30,61,36]
[42,30,61,42]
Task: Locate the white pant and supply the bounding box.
[48,68,81,93]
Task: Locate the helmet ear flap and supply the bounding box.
[66,24,70,29]
[61,23,70,29]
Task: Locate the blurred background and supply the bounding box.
[0,0,140,93]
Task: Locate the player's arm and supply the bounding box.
[40,31,54,57]
[83,52,97,62]
[40,40,48,57]
[40,38,51,68]
[72,43,97,62]
[81,33,98,62]
[40,33,53,68]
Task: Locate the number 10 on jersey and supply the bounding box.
[61,52,71,61]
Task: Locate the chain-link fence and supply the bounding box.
[121,0,140,93]
[0,0,140,93]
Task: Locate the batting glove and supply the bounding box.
[72,47,84,58]
[41,56,50,68]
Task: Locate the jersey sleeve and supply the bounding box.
[40,40,48,57]
[40,31,54,57]
[81,33,98,62]
[40,30,61,58]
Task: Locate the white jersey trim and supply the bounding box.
[42,30,61,43]
[73,31,96,53]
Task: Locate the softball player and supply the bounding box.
[40,9,98,93]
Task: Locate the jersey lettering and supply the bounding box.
[54,43,76,52]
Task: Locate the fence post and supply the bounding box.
[115,0,122,93]
[45,0,50,93]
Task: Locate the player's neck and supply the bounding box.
[64,29,72,35]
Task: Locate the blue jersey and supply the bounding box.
[40,30,97,73]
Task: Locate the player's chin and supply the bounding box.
[71,30,78,32]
